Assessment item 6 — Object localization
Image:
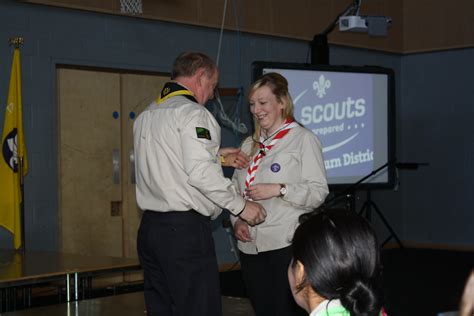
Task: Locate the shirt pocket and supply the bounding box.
[259,152,301,183]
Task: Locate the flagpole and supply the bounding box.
[9,37,25,252]
[19,157,25,253]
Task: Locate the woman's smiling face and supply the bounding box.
[249,85,285,135]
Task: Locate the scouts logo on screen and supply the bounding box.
[313,75,331,98]
[2,128,18,173]
[196,127,211,140]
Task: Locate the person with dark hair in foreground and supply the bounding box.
[288,209,385,316]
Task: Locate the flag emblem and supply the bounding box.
[2,128,18,172]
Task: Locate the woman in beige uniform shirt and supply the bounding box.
[231,73,329,316]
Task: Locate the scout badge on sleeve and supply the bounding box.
[196,127,211,140]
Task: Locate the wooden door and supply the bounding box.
[58,68,123,257]
[58,68,168,264]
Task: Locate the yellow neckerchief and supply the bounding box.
[156,82,197,105]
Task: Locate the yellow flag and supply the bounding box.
[0,48,27,249]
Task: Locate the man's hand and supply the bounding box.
[239,200,266,226]
[233,218,252,242]
[218,147,250,169]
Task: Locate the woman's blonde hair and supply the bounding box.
[248,72,295,155]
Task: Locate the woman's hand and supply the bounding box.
[233,218,252,242]
[246,183,281,201]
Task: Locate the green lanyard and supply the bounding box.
[317,306,386,316]
[317,306,350,316]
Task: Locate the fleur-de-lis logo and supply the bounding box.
[313,75,331,98]
[163,87,170,96]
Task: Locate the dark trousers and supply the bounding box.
[137,210,222,316]
[240,247,306,316]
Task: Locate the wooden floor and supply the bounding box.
[381,248,473,316]
[1,292,255,316]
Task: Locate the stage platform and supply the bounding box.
[0,250,141,312]
[381,247,473,316]
[0,292,254,316]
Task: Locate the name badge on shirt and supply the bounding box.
[196,127,211,140]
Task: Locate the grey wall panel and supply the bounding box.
[400,48,474,246]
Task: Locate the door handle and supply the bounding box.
[113,148,120,184]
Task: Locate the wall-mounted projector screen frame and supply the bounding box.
[252,61,396,190]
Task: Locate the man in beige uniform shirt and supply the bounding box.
[133,52,266,316]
